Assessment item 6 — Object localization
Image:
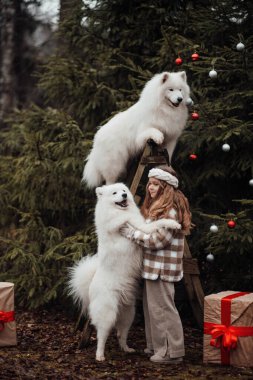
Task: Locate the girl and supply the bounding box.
[120,165,192,363]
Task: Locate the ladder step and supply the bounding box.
[141,156,168,165]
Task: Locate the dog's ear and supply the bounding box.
[179,71,187,82]
[162,73,169,83]
[95,187,103,198]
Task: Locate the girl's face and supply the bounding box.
[148,178,161,199]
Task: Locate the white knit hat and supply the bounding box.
[148,168,179,188]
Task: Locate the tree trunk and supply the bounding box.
[0,0,17,120]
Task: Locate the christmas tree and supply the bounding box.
[174,1,253,291]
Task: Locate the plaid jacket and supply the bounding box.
[127,227,184,282]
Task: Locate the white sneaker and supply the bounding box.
[144,347,154,355]
[150,354,183,363]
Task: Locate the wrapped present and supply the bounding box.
[203,291,253,367]
[0,282,17,346]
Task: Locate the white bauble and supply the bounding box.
[210,224,218,233]
[206,253,214,262]
[209,69,217,79]
[236,42,245,51]
[222,143,230,152]
[186,97,194,106]
[249,179,253,187]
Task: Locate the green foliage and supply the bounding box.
[0,210,96,308]
[1,0,253,307]
[0,105,97,307]
[1,105,88,219]
[198,206,253,292]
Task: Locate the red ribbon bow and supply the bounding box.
[204,292,253,365]
[209,324,238,349]
[0,310,15,332]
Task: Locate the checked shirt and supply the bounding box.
[127,227,184,282]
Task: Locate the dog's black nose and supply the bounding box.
[122,193,127,199]
[177,97,183,102]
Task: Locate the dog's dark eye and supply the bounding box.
[169,89,173,91]
[179,89,182,91]
[113,192,117,195]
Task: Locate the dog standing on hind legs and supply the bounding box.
[68,183,181,361]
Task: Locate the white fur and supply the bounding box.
[83,71,190,187]
[69,183,181,361]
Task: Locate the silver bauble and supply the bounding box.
[206,253,214,262]
[209,69,217,79]
[236,42,245,51]
[186,97,194,106]
[222,143,230,152]
[210,224,218,233]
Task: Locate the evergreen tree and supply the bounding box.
[175,1,253,292]
[0,0,18,117]
[0,0,252,308]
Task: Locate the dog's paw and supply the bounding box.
[96,355,105,362]
[149,131,164,145]
[166,220,181,230]
[155,219,181,230]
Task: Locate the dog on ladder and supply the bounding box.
[82,71,191,187]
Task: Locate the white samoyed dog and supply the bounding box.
[69,183,181,361]
[83,71,190,188]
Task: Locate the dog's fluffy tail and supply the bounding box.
[82,153,103,188]
[68,254,98,314]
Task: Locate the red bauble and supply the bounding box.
[191,112,199,120]
[189,154,197,160]
[175,57,183,66]
[191,52,199,61]
[227,220,236,229]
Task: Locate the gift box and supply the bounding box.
[0,282,17,346]
[203,291,253,367]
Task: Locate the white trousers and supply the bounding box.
[143,278,185,358]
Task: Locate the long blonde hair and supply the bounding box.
[141,166,192,234]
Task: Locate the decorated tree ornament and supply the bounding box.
[227,220,236,229]
[191,52,199,61]
[191,112,199,120]
[236,42,245,51]
[206,253,214,262]
[210,224,218,233]
[175,57,183,66]
[189,153,197,160]
[186,97,194,106]
[209,69,217,79]
[222,143,230,152]
[249,179,253,187]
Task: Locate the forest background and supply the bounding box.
[0,0,253,311]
